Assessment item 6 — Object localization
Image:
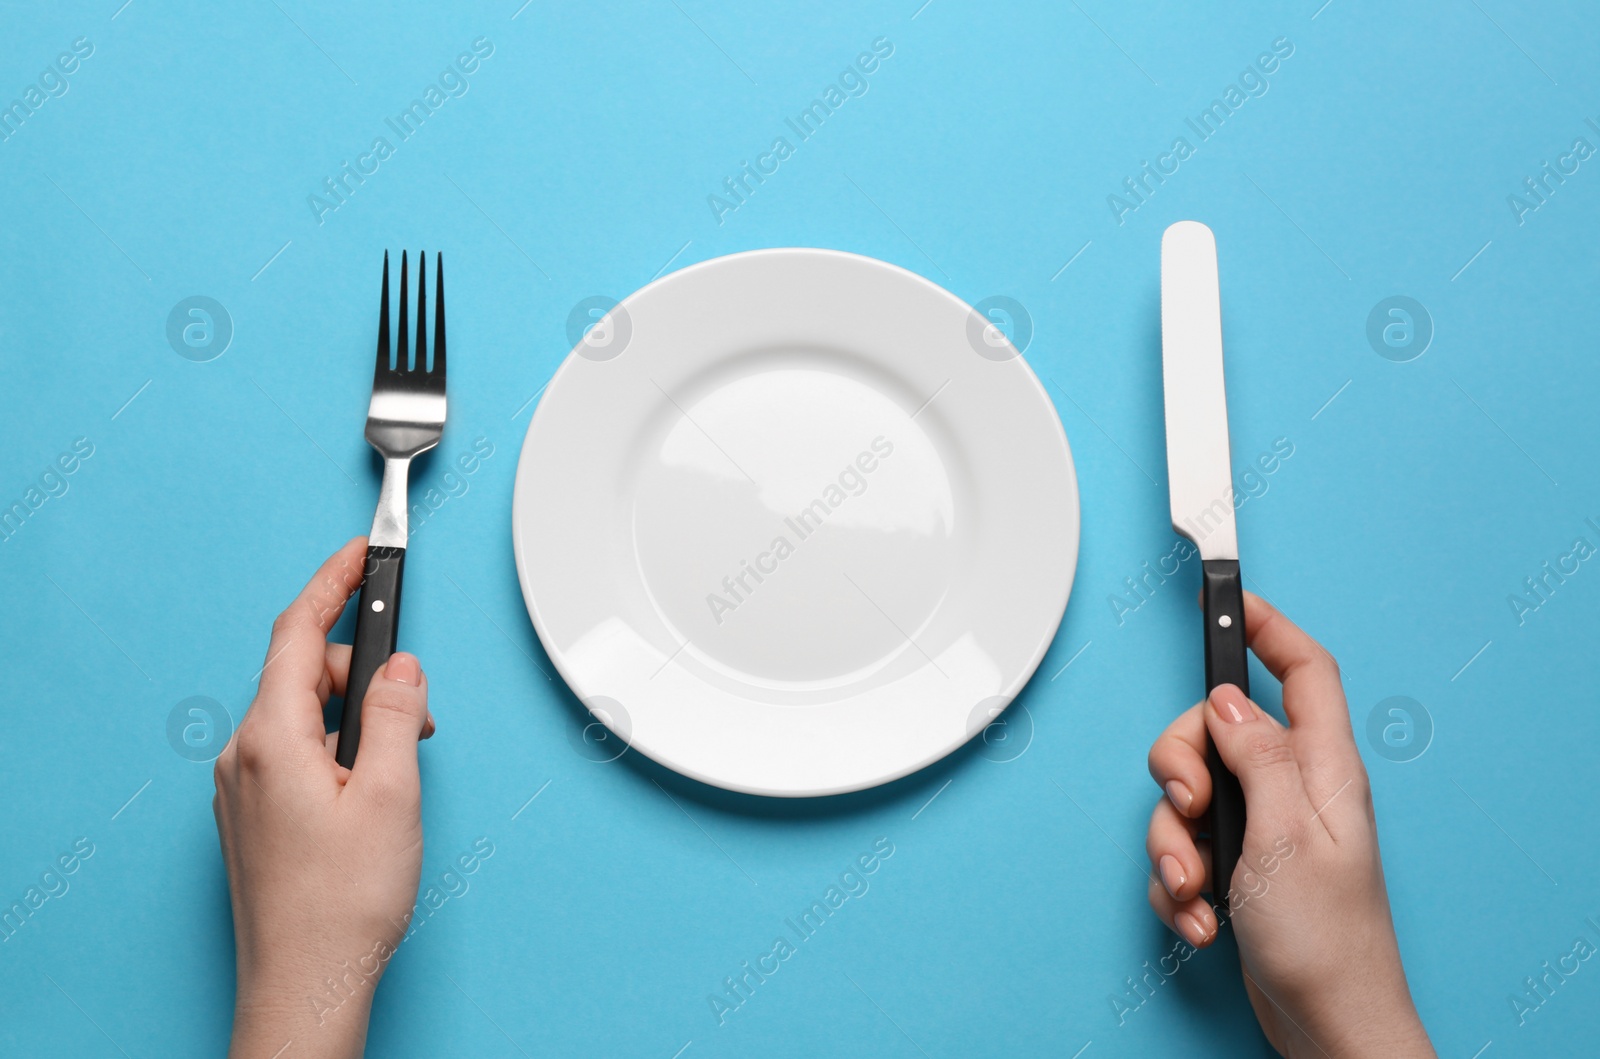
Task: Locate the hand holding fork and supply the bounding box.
[336,251,448,769]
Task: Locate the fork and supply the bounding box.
[335,250,447,768]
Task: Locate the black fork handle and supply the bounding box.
[1202,559,1248,910]
[335,545,406,769]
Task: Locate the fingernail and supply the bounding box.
[386,652,420,686]
[1175,911,1206,945]
[1159,855,1186,899]
[1165,780,1193,814]
[1211,684,1251,724]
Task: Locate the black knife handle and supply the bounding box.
[335,545,406,769]
[1201,558,1248,909]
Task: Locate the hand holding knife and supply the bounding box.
[1160,221,1248,907]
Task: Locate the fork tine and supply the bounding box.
[432,254,446,380]
[375,251,391,376]
[416,250,427,373]
[398,250,410,371]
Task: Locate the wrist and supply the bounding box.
[1288,992,1432,1059]
[231,963,378,1059]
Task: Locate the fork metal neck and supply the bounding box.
[370,457,411,549]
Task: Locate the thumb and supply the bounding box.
[1203,684,1314,827]
[349,652,429,800]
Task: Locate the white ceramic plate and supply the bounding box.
[512,249,1078,796]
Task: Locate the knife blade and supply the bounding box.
[1160,220,1247,909]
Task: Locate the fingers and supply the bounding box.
[324,643,351,700]
[1146,799,1207,902]
[254,538,368,738]
[1240,592,1357,764]
[1147,875,1220,948]
[1147,703,1211,819]
[319,644,433,761]
[1204,684,1317,833]
[348,653,430,804]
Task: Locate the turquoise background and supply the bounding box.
[2,0,1598,1054]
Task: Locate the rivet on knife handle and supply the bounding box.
[1201,558,1248,908]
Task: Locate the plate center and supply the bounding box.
[633,359,957,686]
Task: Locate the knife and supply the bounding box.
[1160,220,1247,909]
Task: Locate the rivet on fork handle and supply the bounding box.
[337,546,406,768]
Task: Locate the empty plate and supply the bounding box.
[513,248,1078,796]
